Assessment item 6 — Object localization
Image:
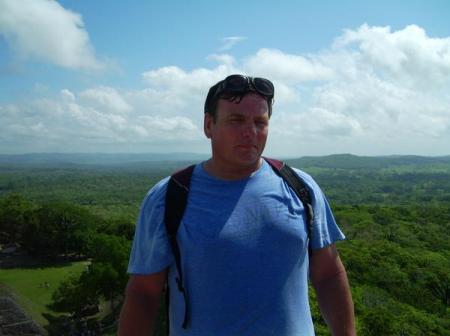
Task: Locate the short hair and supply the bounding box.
[204,78,273,121]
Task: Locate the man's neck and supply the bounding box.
[203,158,263,180]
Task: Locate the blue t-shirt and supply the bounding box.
[128,160,345,335]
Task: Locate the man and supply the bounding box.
[119,74,355,335]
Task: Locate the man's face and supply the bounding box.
[204,93,270,172]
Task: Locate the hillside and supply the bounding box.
[285,154,450,170]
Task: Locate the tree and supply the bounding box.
[85,234,131,313]
[0,193,35,243]
[51,272,99,318]
[21,202,99,257]
[51,233,131,318]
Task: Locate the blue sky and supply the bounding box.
[1,0,449,156]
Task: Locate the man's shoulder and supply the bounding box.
[284,165,323,195]
[141,163,202,207]
[140,176,171,210]
[148,175,171,194]
[289,166,314,183]
[264,158,313,182]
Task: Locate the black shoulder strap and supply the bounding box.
[264,157,314,251]
[164,164,195,330]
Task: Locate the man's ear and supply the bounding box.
[204,113,212,138]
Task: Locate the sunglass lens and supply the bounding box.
[254,78,274,96]
[225,75,248,90]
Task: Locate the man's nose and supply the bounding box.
[241,122,257,137]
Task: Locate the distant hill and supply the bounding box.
[0,152,209,166]
[285,154,450,170]
[1,153,450,170]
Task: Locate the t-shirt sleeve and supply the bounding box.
[127,177,174,274]
[293,169,345,250]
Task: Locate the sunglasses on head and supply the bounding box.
[213,74,274,101]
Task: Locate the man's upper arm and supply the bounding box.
[119,270,168,335]
[309,244,346,286]
[308,245,356,335]
[126,269,168,300]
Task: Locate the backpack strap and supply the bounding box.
[164,164,195,330]
[264,157,314,253]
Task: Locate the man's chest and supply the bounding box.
[179,177,309,254]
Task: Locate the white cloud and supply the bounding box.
[334,24,450,88]
[79,87,132,113]
[274,107,363,138]
[218,36,247,51]
[0,84,202,153]
[1,24,450,156]
[139,63,236,119]
[61,89,75,102]
[0,0,103,70]
[141,65,231,94]
[137,116,197,133]
[243,48,334,82]
[207,54,236,67]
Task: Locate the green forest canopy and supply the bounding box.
[0,154,449,335]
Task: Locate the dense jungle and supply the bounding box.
[0,154,449,335]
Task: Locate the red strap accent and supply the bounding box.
[171,164,195,190]
[263,156,284,171]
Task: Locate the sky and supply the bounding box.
[0,0,449,157]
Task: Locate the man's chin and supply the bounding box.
[235,153,262,167]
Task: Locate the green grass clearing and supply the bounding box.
[0,261,88,327]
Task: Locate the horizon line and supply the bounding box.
[1,152,450,159]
